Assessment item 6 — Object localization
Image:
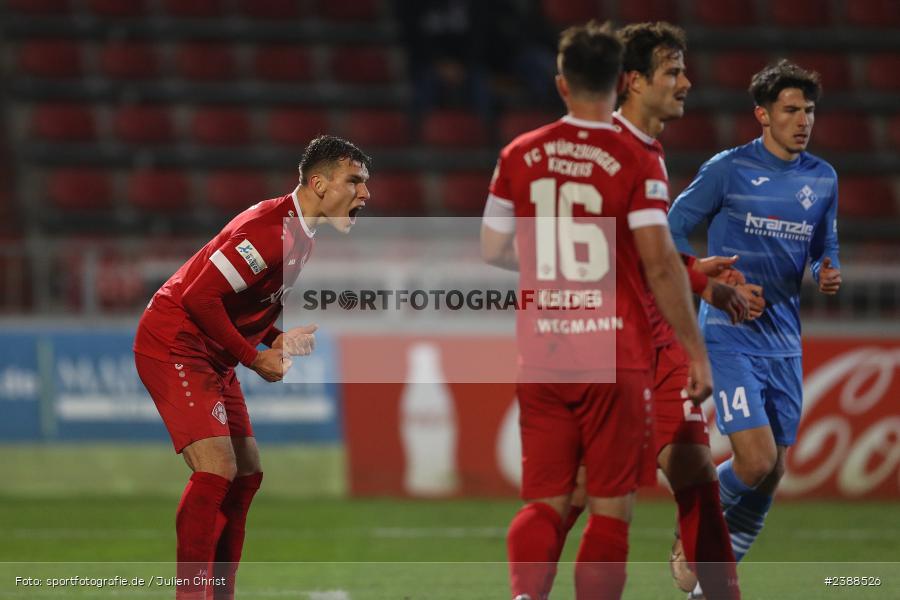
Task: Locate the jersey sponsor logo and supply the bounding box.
[235,239,267,275]
[645,179,669,201]
[796,184,818,209]
[751,176,770,186]
[744,212,814,241]
[212,401,227,425]
[288,258,297,266]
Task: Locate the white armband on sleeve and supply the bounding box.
[627,208,669,230]
[482,194,515,234]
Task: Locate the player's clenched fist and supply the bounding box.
[272,324,318,356]
[737,284,765,319]
[251,348,292,382]
[701,280,749,324]
[818,257,841,295]
[687,357,713,405]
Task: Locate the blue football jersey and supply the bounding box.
[668,137,840,357]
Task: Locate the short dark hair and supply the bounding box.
[617,21,687,80]
[749,59,822,107]
[557,20,623,95]
[298,135,373,185]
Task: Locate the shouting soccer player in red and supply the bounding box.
[133,136,371,599]
[481,22,713,600]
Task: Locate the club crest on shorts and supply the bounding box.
[212,401,227,425]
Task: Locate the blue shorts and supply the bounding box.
[709,351,803,446]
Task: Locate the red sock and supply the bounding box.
[176,472,232,600]
[574,515,629,600]
[212,472,263,600]
[675,480,741,600]
[541,503,585,597]
[507,502,562,599]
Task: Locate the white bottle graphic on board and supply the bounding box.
[400,342,459,497]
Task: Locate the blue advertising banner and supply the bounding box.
[0,329,342,444]
[0,333,42,440]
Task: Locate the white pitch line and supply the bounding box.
[5,526,900,542]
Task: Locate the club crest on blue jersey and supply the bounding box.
[796,184,818,210]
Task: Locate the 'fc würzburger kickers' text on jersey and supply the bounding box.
[134,188,315,373]
[488,115,670,374]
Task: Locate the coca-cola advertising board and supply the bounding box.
[341,336,900,499]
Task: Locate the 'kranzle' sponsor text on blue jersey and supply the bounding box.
[668,137,840,356]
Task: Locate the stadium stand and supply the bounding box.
[1,0,899,315]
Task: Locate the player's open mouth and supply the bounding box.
[794,134,808,143]
[349,204,364,224]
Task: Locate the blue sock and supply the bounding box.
[724,489,773,561]
[716,459,753,510]
[717,459,773,562]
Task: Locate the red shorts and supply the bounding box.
[652,341,709,455]
[516,369,655,499]
[134,353,253,453]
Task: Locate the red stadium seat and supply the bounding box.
[161,0,227,17]
[113,106,176,144]
[619,0,678,23]
[866,54,900,91]
[498,110,559,145]
[175,43,238,81]
[693,0,758,26]
[127,170,190,212]
[887,115,900,151]
[99,42,160,80]
[789,53,852,91]
[838,178,897,219]
[31,104,96,142]
[18,40,82,78]
[266,108,329,146]
[330,46,394,84]
[422,110,489,148]
[206,171,269,212]
[319,0,380,21]
[252,45,314,82]
[47,169,113,211]
[365,172,426,215]
[810,112,873,152]
[657,113,718,151]
[845,0,900,28]
[710,51,769,89]
[87,0,146,17]
[437,172,492,215]
[341,110,411,147]
[237,0,300,19]
[667,176,691,200]
[6,0,69,14]
[728,112,763,146]
[541,0,602,26]
[771,0,832,27]
[191,108,252,146]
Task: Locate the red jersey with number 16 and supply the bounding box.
[133,189,315,373]
[488,115,670,373]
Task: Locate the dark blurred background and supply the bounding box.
[1,0,898,319]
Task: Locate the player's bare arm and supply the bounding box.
[250,349,292,382]
[818,257,842,295]
[633,224,712,402]
[480,224,519,271]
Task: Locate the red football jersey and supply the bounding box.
[487,115,670,373]
[614,111,676,349]
[134,189,315,373]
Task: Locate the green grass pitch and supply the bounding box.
[1,445,897,599]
